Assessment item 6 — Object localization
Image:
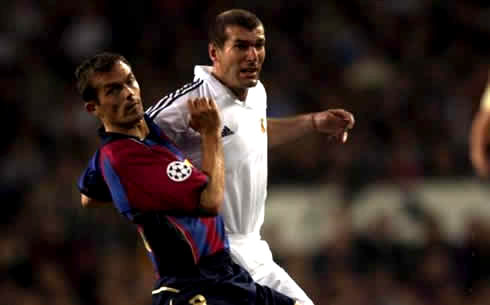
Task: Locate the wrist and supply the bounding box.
[201,129,221,139]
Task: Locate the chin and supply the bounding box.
[124,112,144,125]
[244,79,258,87]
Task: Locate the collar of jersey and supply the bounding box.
[97,114,184,159]
[194,65,252,108]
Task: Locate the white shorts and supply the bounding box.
[228,234,314,305]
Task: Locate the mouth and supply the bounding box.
[240,67,259,79]
[125,102,140,113]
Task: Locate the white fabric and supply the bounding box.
[148,66,313,305]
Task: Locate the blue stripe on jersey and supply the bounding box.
[101,156,133,220]
[172,216,210,258]
[215,216,230,248]
[147,79,204,119]
[78,150,112,201]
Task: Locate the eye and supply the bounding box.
[235,44,248,50]
[106,85,122,96]
[106,88,115,95]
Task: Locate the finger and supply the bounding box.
[333,110,355,129]
[346,113,355,129]
[328,109,349,117]
[187,99,196,113]
[208,98,217,110]
[342,130,348,143]
[196,98,207,112]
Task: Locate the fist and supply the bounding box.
[312,109,355,143]
[187,98,221,135]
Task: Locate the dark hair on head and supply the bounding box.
[75,52,131,102]
[208,9,263,48]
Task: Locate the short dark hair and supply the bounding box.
[75,52,130,102]
[208,9,264,48]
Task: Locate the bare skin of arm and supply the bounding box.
[470,79,490,177]
[267,109,355,148]
[80,194,111,208]
[188,98,224,215]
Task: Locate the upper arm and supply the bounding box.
[99,144,209,218]
[146,81,206,139]
[78,151,113,204]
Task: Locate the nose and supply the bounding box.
[246,46,258,62]
[123,84,135,100]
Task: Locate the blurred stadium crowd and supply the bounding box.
[1,0,490,304]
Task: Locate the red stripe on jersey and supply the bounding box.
[167,216,199,264]
[201,218,224,254]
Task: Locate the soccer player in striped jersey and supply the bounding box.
[81,9,355,305]
[76,52,297,305]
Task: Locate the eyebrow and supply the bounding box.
[234,38,266,44]
[102,73,134,90]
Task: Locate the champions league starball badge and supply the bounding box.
[167,161,192,182]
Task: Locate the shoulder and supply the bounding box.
[99,139,140,168]
[255,80,267,97]
[146,79,213,118]
[245,81,267,110]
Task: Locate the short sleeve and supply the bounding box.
[78,151,112,202]
[149,97,190,144]
[99,141,209,218]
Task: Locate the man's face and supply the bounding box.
[88,61,144,128]
[212,25,266,91]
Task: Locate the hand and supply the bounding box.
[312,109,355,143]
[187,98,221,136]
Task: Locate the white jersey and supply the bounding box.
[146,66,314,305]
[146,65,268,236]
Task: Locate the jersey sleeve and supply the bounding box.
[98,143,208,219]
[77,151,112,202]
[149,100,188,143]
[146,80,208,143]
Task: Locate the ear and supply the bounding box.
[84,101,97,114]
[208,43,218,63]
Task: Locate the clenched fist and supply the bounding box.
[312,109,355,143]
[187,98,222,136]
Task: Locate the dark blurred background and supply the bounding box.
[2,1,490,304]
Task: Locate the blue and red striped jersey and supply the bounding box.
[78,115,229,277]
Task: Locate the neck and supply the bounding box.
[211,70,248,101]
[104,118,149,140]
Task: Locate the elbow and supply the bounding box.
[80,194,110,208]
[80,194,91,208]
[198,197,223,216]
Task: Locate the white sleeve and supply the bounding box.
[146,80,210,142]
[150,96,190,143]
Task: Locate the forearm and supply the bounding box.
[470,82,490,176]
[80,194,112,208]
[198,132,225,215]
[267,114,314,148]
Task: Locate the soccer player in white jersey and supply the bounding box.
[470,71,490,177]
[82,9,354,305]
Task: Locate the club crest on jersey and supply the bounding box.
[167,161,192,182]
